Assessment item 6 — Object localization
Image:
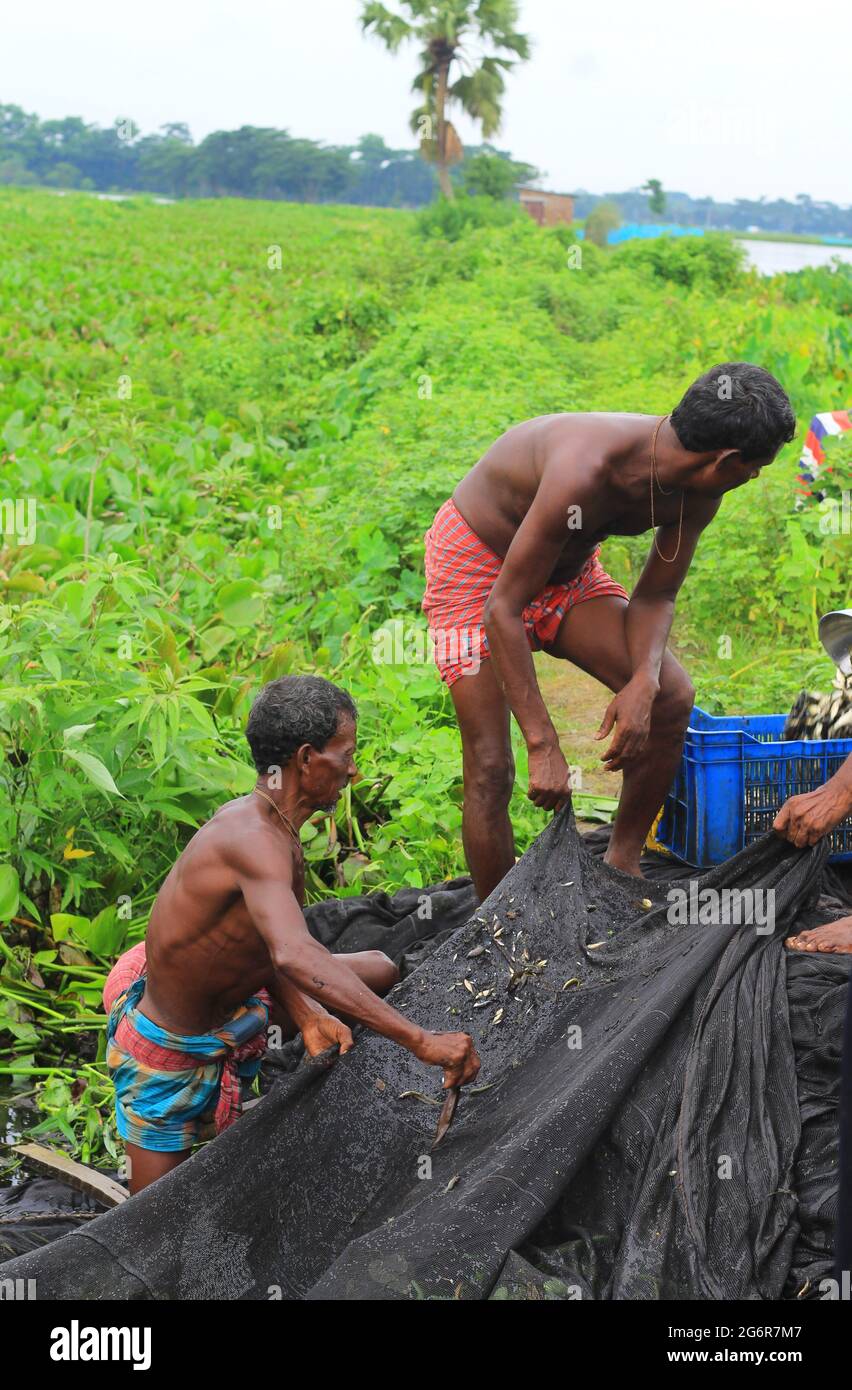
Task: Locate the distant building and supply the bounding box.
[518,186,574,227]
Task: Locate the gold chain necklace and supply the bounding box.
[650,414,684,563]
[253,788,303,858]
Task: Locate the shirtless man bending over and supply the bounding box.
[103,674,480,1194]
[422,362,796,899]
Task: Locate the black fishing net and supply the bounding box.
[0,1179,106,1264]
[1,810,849,1301]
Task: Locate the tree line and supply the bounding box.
[573,188,852,239]
[0,105,536,207]
[0,104,849,237]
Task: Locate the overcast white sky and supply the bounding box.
[2,0,849,203]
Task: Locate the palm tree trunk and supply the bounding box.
[435,61,453,200]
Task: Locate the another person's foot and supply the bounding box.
[602,847,645,879]
[785,915,852,954]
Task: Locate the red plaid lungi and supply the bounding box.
[422,498,628,686]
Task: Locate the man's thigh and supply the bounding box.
[542,593,688,696]
[448,661,513,773]
[125,1142,190,1196]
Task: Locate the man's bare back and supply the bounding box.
[453,412,720,583]
[143,795,304,1035]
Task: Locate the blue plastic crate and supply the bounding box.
[656,706,852,866]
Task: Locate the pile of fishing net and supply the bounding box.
[1,810,849,1300]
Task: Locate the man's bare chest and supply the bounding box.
[577,492,687,546]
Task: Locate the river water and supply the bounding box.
[737,238,852,276]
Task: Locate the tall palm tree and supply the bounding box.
[361,1,530,199]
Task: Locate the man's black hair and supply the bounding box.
[246,675,357,774]
[670,362,796,463]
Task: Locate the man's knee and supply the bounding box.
[655,668,695,731]
[464,750,515,808]
[366,950,400,994]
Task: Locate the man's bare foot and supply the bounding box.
[603,849,645,879]
[785,915,852,954]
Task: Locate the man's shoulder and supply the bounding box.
[537,418,612,484]
[185,799,283,865]
[216,810,297,883]
[542,410,641,449]
[187,800,253,857]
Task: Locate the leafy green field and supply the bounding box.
[1,187,850,1163]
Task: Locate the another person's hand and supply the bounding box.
[596,676,657,772]
[527,741,572,811]
[300,1011,354,1057]
[413,1030,481,1087]
[774,783,852,848]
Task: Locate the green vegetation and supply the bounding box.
[584,200,622,248]
[0,188,850,1165]
[642,179,666,216]
[462,151,538,200]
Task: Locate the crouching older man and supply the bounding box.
[103,674,480,1195]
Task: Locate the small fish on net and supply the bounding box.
[783,669,852,741]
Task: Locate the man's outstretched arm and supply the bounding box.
[484,466,599,810]
[271,970,356,1057]
[775,753,852,847]
[234,852,480,1088]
